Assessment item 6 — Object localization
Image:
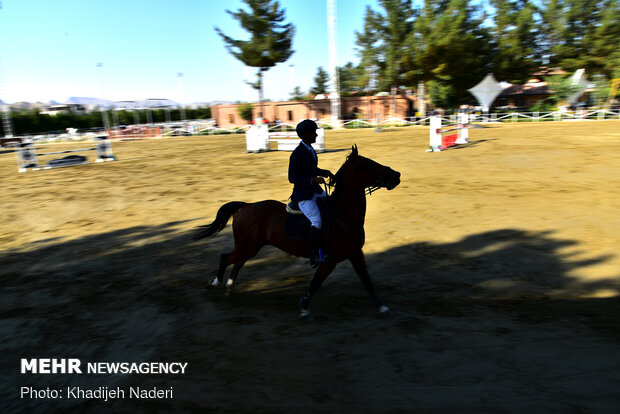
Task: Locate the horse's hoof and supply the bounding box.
[209,278,220,288]
[299,309,315,322]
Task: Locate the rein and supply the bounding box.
[338,158,386,196]
[365,186,380,196]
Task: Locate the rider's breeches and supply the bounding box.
[298,191,327,229]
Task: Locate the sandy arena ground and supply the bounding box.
[1,121,620,413]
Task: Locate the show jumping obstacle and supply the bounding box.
[245,125,325,153]
[17,135,116,172]
[427,113,470,152]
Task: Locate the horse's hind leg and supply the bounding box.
[214,244,260,287]
[211,253,231,287]
[226,260,247,287]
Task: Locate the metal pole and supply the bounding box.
[327,0,341,128]
[177,72,186,121]
[96,62,111,131]
[0,2,15,137]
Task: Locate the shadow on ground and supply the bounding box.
[2,222,619,413]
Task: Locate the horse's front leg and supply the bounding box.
[349,250,390,315]
[299,261,337,321]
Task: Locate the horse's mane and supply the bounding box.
[331,152,355,194]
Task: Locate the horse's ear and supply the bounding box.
[351,144,358,157]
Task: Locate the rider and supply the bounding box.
[288,119,335,268]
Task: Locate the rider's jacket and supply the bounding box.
[288,141,330,202]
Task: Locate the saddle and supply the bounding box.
[284,199,329,240]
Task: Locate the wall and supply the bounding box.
[212,95,416,127]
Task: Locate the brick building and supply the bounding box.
[212,95,416,127]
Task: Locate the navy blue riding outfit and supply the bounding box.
[288,119,332,268]
[288,141,330,203]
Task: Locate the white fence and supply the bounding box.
[206,109,620,133]
[339,109,620,129]
[15,110,617,142]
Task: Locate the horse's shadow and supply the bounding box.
[3,222,620,413]
[2,224,617,321]
[209,228,617,319]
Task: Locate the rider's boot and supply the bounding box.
[308,226,328,268]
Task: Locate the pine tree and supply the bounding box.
[215,0,295,116]
[412,0,493,107]
[539,0,566,66]
[590,0,620,79]
[289,86,305,101]
[539,0,615,75]
[490,0,540,83]
[355,1,415,92]
[354,6,383,91]
[338,62,363,95]
[309,67,330,96]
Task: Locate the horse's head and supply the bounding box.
[338,145,401,193]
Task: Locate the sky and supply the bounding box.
[0,0,384,104]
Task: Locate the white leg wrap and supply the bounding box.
[226,279,234,287]
[211,278,220,287]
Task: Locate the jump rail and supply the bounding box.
[427,114,471,152]
[245,125,325,153]
[17,135,116,172]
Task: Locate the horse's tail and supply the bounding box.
[192,201,247,240]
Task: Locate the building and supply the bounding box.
[493,67,589,110]
[496,79,552,109]
[212,94,416,127]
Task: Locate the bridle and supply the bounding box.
[332,156,394,196]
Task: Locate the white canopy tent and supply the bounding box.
[468,74,504,112]
[567,68,589,105]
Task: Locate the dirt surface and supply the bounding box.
[2,121,620,413]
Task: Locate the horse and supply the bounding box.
[192,145,401,319]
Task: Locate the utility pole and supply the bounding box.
[177,72,186,121]
[96,62,111,131]
[327,0,341,128]
[0,1,15,138]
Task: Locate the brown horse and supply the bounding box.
[193,146,401,319]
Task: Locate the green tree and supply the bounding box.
[289,86,306,100]
[187,106,212,119]
[237,103,254,123]
[490,0,540,83]
[215,0,295,115]
[411,0,493,108]
[377,0,415,91]
[590,0,620,79]
[309,67,330,96]
[545,74,582,106]
[539,0,615,75]
[338,62,363,95]
[590,75,612,106]
[354,6,383,91]
[355,1,415,92]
